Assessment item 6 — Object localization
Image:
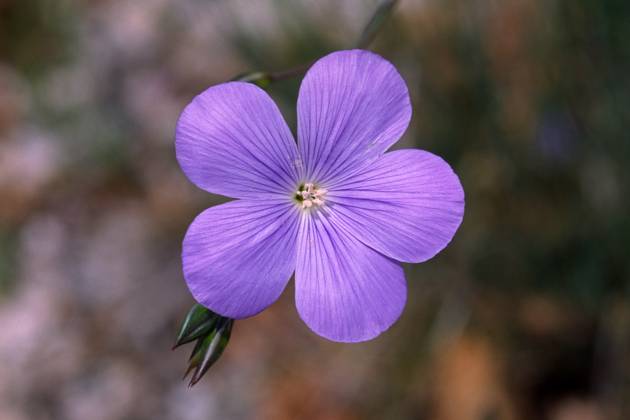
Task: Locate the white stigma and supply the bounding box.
[297,183,327,210]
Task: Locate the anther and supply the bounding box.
[296,182,327,210]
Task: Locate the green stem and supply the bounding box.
[236,0,400,86]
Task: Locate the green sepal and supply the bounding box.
[173,303,219,349]
[232,71,272,89]
[184,318,234,387]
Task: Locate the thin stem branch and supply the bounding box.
[355,0,399,49]
[268,61,312,82]
[236,0,400,85]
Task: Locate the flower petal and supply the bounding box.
[326,149,464,263]
[297,50,412,184]
[183,199,298,318]
[295,212,406,342]
[176,82,301,199]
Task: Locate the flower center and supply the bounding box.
[295,182,327,210]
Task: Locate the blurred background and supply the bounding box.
[1,0,629,419]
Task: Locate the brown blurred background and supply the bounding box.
[1,0,629,419]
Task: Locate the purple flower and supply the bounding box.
[175,50,464,342]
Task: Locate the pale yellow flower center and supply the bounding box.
[295,182,327,210]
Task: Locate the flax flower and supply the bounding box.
[176,50,464,342]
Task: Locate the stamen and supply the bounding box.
[295,182,327,210]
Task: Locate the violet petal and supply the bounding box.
[183,199,298,319]
[297,49,412,185]
[176,82,301,199]
[295,211,406,342]
[326,149,464,263]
